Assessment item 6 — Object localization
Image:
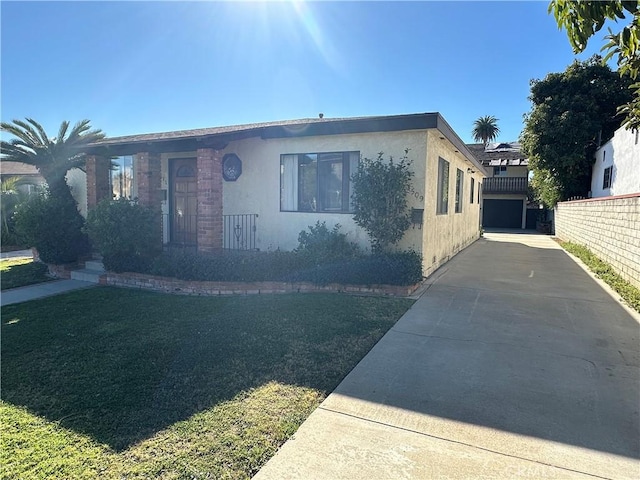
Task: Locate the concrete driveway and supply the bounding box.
[254,232,640,479]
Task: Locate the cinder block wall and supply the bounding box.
[555,195,640,289]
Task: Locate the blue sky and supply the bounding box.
[1,1,617,144]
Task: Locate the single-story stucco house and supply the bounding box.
[83,113,488,277]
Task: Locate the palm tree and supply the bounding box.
[472,115,500,147]
[0,118,105,203]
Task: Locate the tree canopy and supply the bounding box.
[472,116,500,146]
[549,0,640,129]
[1,118,105,202]
[521,56,632,207]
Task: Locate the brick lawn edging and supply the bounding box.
[101,271,421,297]
[44,261,422,297]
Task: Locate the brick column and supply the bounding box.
[197,148,223,252]
[135,152,162,248]
[86,155,111,209]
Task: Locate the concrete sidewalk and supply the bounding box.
[1,279,96,306]
[0,248,33,259]
[254,232,640,479]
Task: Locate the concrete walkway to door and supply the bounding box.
[254,232,640,480]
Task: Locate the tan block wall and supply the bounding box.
[555,195,640,288]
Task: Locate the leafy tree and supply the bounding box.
[1,118,105,204]
[472,116,501,146]
[351,150,414,252]
[521,56,632,207]
[549,0,640,129]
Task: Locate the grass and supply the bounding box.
[1,287,413,479]
[0,257,51,290]
[559,240,640,312]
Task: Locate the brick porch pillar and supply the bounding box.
[135,152,162,248]
[86,155,111,209]
[197,148,223,252]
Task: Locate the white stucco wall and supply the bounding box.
[66,168,87,217]
[591,127,640,198]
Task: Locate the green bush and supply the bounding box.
[295,222,360,261]
[149,249,422,286]
[85,198,161,273]
[14,190,89,264]
[351,151,414,252]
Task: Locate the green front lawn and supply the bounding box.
[1,287,412,479]
[0,257,51,290]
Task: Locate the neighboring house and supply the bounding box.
[0,161,44,194]
[467,142,529,229]
[84,113,488,277]
[591,126,640,198]
[0,161,88,217]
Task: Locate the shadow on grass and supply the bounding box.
[1,287,411,451]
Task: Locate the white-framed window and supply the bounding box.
[111,155,134,200]
[280,151,359,213]
[493,165,508,177]
[602,166,613,189]
[455,168,464,213]
[437,157,450,215]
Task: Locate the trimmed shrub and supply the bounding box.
[85,198,161,273]
[14,190,89,264]
[149,249,422,286]
[295,221,360,261]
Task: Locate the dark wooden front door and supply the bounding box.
[170,158,198,245]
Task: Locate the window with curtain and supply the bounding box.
[280,151,359,213]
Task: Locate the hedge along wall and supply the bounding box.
[555,194,640,289]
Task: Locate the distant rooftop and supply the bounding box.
[466,142,528,167]
[0,161,41,176]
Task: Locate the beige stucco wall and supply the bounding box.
[555,195,640,288]
[421,130,484,277]
[220,130,429,253]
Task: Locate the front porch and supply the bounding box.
[86,149,256,252]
